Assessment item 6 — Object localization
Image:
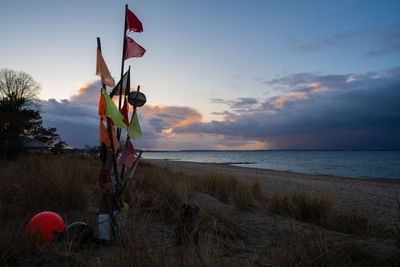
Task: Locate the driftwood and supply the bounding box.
[175,204,200,245]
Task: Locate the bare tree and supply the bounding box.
[0,68,41,104]
[0,69,67,157]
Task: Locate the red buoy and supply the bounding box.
[26,211,66,246]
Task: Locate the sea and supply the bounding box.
[142,150,400,180]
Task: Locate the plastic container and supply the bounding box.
[98,214,110,241]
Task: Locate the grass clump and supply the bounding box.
[0,154,98,218]
[267,191,334,226]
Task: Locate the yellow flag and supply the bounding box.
[102,88,127,129]
[127,111,142,140]
[96,48,115,87]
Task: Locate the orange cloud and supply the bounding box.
[271,91,308,109]
[141,105,202,128]
[69,80,102,103]
[216,140,269,150]
[308,82,329,94]
[346,75,357,83]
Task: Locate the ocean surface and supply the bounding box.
[142,150,400,179]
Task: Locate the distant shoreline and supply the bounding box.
[143,158,400,182]
[142,149,400,152]
[143,156,400,182]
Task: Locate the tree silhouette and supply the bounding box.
[0,68,40,104]
[0,69,66,157]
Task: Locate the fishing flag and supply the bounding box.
[121,97,129,126]
[127,111,142,140]
[112,67,131,96]
[126,7,143,33]
[99,120,119,151]
[119,140,137,167]
[98,90,106,121]
[96,48,115,87]
[124,36,146,59]
[102,87,127,129]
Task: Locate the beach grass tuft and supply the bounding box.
[266,191,334,226]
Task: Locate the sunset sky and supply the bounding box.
[1,0,400,150]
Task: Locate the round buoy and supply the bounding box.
[26,211,66,246]
[65,222,94,244]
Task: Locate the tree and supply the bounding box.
[0,68,40,104]
[0,69,66,157]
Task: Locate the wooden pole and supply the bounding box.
[97,37,120,184]
[117,4,128,141]
[119,85,140,183]
[97,37,120,242]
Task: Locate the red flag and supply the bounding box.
[121,97,129,126]
[119,140,137,167]
[126,7,143,33]
[124,36,146,59]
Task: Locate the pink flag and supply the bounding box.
[119,140,137,167]
[126,7,143,33]
[124,36,146,59]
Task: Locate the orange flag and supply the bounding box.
[98,90,106,121]
[99,120,119,151]
[96,48,115,87]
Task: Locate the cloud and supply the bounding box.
[289,22,400,57]
[39,96,205,148]
[141,105,202,128]
[39,67,400,150]
[39,99,99,147]
[69,80,102,103]
[174,67,400,149]
[210,97,260,115]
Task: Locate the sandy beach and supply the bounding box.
[144,158,400,228]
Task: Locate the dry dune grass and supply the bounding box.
[268,191,334,225]
[0,154,97,218]
[0,154,99,265]
[1,154,400,266]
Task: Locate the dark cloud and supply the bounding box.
[289,22,400,57]
[39,97,204,148]
[175,67,400,149]
[39,99,99,147]
[210,97,260,114]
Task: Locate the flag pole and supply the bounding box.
[97,37,120,184]
[117,4,128,141]
[119,85,140,183]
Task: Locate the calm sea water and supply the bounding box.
[142,150,400,179]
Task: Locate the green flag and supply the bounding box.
[128,111,142,140]
[102,87,127,129]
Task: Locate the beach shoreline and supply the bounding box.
[144,158,400,182]
[144,158,400,227]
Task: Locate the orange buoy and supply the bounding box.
[26,211,66,246]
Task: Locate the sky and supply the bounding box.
[1,0,400,150]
